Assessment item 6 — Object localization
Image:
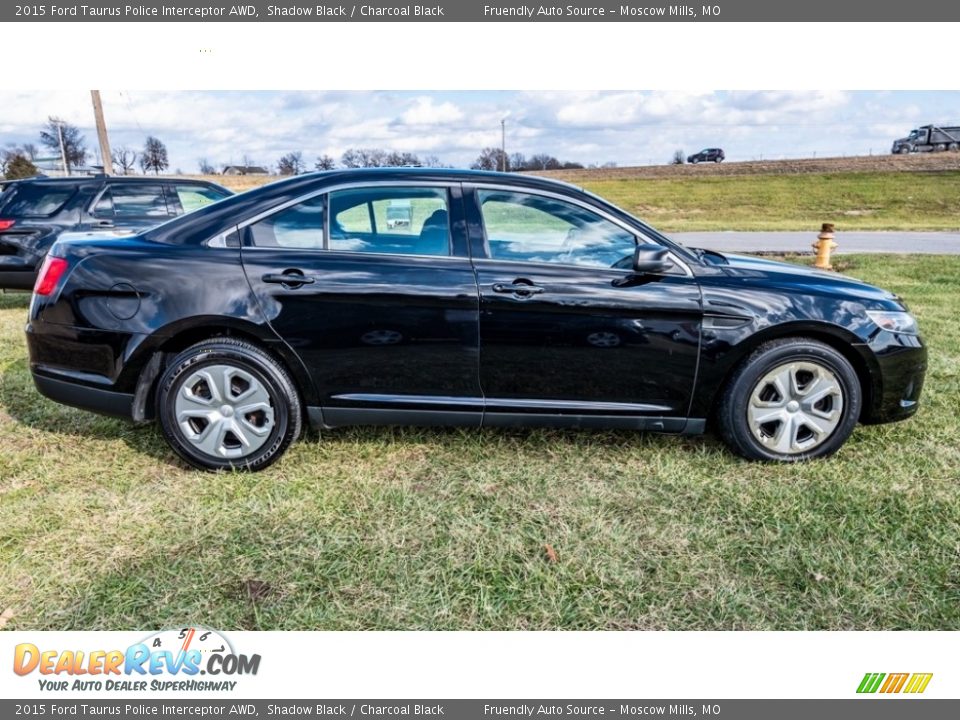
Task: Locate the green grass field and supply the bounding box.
[577,171,960,232]
[1,254,958,630]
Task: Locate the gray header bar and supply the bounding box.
[3,700,959,718]
[4,0,958,22]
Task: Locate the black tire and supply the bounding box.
[691,157,700,164]
[156,338,302,471]
[717,338,861,462]
[714,157,723,163]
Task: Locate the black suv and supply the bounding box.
[26,169,925,471]
[687,148,725,164]
[0,175,232,289]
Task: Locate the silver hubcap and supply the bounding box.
[174,364,275,459]
[747,360,844,455]
[360,329,403,345]
[587,331,621,348]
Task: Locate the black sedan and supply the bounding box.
[688,148,725,163]
[25,169,926,470]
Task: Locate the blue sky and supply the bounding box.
[1,90,959,172]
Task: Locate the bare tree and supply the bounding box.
[140,136,169,175]
[341,148,389,168]
[671,149,685,165]
[112,147,138,175]
[527,153,562,170]
[384,151,421,167]
[509,152,527,172]
[422,155,445,168]
[471,147,509,171]
[39,116,87,171]
[198,158,216,174]
[277,151,304,176]
[315,154,336,171]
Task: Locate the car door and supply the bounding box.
[83,182,174,233]
[240,182,483,426]
[466,184,703,430]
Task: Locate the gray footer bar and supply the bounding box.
[2,700,956,719]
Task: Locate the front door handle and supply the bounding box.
[492,282,544,296]
[262,271,315,288]
[96,220,114,228]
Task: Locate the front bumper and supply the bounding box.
[860,334,927,424]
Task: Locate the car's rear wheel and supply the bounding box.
[717,338,861,461]
[156,338,302,471]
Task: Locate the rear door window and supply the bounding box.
[94,184,171,218]
[1,184,76,217]
[169,184,231,214]
[328,187,451,256]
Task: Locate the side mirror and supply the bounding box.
[633,244,673,274]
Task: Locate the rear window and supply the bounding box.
[0,184,75,217]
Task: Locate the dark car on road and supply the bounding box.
[0,174,232,289]
[687,148,725,164]
[25,169,925,470]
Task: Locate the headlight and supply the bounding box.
[866,310,919,335]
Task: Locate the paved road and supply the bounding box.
[671,231,960,254]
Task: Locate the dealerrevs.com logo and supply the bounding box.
[13,627,260,692]
[857,673,933,694]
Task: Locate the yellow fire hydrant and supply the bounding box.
[813,223,838,270]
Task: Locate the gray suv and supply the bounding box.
[0,174,231,289]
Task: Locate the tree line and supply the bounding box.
[2,117,614,181]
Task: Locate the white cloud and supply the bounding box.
[0,90,955,171]
[400,97,464,125]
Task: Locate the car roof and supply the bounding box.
[0,174,229,188]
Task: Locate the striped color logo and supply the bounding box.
[857,672,933,694]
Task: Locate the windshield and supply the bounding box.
[0,184,75,217]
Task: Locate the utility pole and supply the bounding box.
[56,122,69,176]
[501,118,506,172]
[90,90,113,175]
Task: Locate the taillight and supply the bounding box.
[0,219,14,231]
[33,256,69,296]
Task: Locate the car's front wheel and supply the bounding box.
[156,338,302,471]
[717,338,861,461]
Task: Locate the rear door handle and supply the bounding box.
[262,271,315,288]
[96,220,114,228]
[492,282,544,296]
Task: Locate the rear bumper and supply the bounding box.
[32,372,134,418]
[26,319,142,419]
[0,269,37,290]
